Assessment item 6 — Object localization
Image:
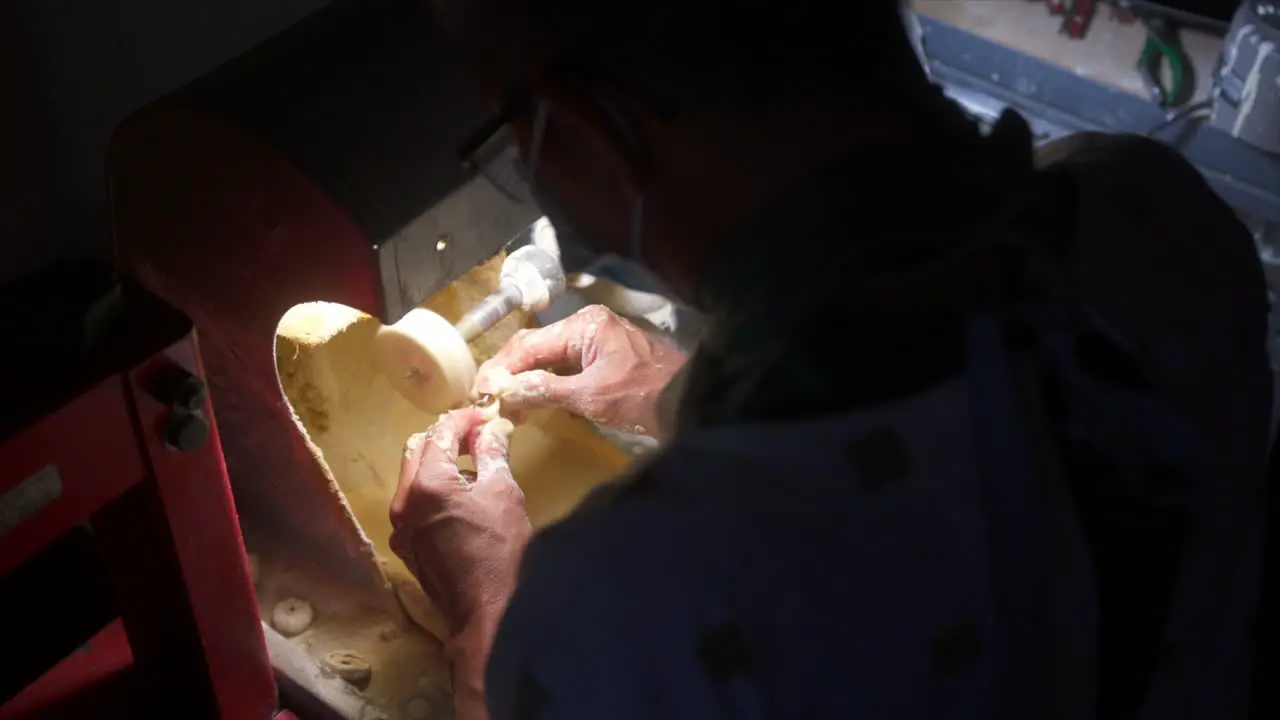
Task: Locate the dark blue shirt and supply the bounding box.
[484,108,1260,720]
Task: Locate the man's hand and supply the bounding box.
[473,305,686,438]
[389,409,532,635]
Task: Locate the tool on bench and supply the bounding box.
[1053,0,1194,109]
[1136,15,1193,107]
[1052,0,1099,39]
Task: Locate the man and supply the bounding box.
[388,1,1274,717]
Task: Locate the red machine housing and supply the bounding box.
[0,261,282,719]
[108,0,537,610]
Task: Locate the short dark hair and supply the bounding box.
[433,0,912,108]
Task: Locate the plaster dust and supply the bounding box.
[273,253,632,692]
[251,540,452,720]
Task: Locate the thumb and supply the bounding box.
[472,418,516,487]
[500,370,586,415]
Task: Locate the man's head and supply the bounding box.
[435,0,931,300]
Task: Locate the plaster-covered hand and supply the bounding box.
[390,409,529,720]
[472,305,686,438]
[389,408,531,634]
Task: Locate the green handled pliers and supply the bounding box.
[1137,17,1191,108]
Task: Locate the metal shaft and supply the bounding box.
[454,279,522,342]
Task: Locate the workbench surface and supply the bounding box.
[913,0,1224,106]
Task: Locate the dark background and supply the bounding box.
[1161,0,1243,22]
[0,0,1248,288]
[0,0,328,286]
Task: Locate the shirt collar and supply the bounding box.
[675,103,1040,431]
[695,99,1036,325]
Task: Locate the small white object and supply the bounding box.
[531,216,561,262]
[322,649,372,688]
[272,597,315,637]
[376,308,477,413]
[406,697,432,719]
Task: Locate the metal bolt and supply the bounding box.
[162,411,210,452]
[150,364,207,413]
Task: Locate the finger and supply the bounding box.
[412,409,488,489]
[492,370,585,415]
[474,318,587,394]
[398,430,430,491]
[388,526,412,565]
[471,418,517,487]
[391,431,432,526]
[390,409,485,527]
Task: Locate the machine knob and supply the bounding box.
[162,411,211,452]
[150,364,207,413]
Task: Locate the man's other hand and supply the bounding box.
[472,305,686,438]
[390,408,532,634]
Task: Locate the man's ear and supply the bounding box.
[531,79,649,196]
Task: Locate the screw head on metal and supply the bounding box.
[151,364,207,413]
[163,411,210,452]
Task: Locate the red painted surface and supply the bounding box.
[108,335,277,718]
[0,379,143,575]
[3,618,294,720]
[0,621,138,720]
[0,309,277,718]
[1060,0,1098,38]
[109,108,395,610]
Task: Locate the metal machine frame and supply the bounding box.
[0,262,283,718]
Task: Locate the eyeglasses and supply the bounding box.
[456,92,536,204]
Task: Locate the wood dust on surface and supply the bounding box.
[251,540,451,720]
[272,253,632,713]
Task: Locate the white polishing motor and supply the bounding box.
[375,243,566,413]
